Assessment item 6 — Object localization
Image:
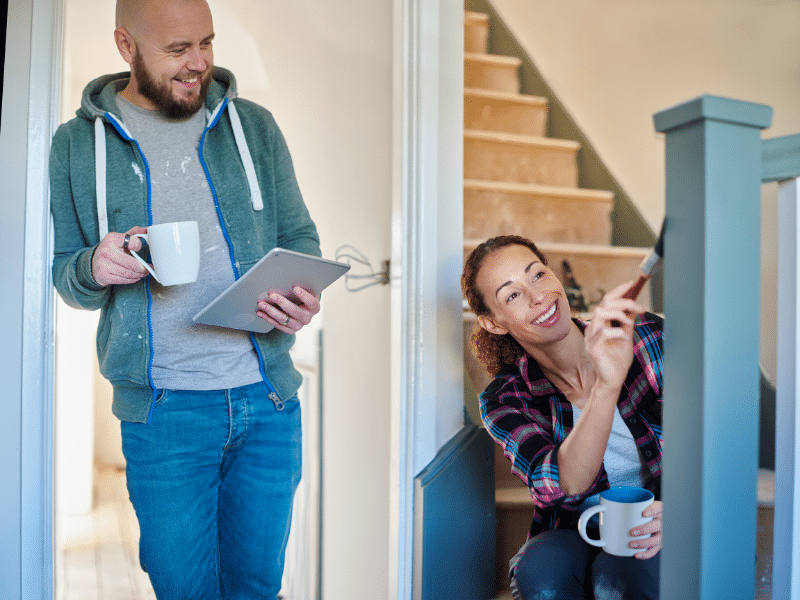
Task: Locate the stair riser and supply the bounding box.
[464,96,547,137]
[465,138,578,187]
[465,61,520,94]
[495,507,534,595]
[540,250,651,312]
[464,317,494,400]
[464,188,612,245]
[465,19,488,53]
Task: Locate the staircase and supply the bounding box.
[462,10,652,598]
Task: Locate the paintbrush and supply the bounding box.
[611,219,665,325]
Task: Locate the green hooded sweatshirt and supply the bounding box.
[50,67,321,423]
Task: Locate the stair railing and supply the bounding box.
[769,133,800,600]
[655,95,800,600]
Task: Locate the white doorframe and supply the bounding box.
[6,0,463,597]
[390,0,464,597]
[1,0,62,598]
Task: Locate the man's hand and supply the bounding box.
[256,286,321,334]
[91,226,149,286]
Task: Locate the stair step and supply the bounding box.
[463,239,651,312]
[465,130,579,187]
[463,312,494,401]
[464,179,614,245]
[465,52,522,94]
[465,88,548,137]
[465,11,489,54]
[496,487,536,509]
[526,241,652,312]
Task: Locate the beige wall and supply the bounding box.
[489,0,800,380]
[60,1,393,598]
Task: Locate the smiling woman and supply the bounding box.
[462,235,664,600]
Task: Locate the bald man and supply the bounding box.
[49,1,321,597]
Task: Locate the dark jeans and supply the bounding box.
[510,529,660,600]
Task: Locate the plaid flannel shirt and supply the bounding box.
[480,312,664,538]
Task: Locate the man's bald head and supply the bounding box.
[116,0,211,41]
[114,0,215,118]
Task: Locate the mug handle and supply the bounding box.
[578,505,606,548]
[129,233,160,283]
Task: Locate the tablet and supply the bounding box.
[192,248,350,333]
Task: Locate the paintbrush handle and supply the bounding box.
[622,274,648,301]
[610,275,649,326]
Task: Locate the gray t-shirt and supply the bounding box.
[572,403,650,489]
[117,96,262,390]
[572,403,651,519]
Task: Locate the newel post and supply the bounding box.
[653,96,772,600]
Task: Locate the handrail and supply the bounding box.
[763,133,800,183]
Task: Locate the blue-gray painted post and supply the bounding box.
[653,96,772,600]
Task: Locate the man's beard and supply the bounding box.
[132,51,212,120]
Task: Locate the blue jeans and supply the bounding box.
[120,381,301,600]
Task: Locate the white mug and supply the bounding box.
[130,221,200,286]
[577,486,654,557]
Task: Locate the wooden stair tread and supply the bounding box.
[758,468,775,506]
[465,52,522,68]
[536,241,648,259]
[465,129,580,150]
[464,179,613,203]
[465,87,548,108]
[496,486,535,508]
[465,11,489,24]
[496,475,776,507]
[464,239,648,259]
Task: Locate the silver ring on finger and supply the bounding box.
[123,233,131,251]
[281,315,290,327]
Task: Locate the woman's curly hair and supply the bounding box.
[461,235,548,377]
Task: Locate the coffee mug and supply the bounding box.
[130,221,200,286]
[577,486,654,557]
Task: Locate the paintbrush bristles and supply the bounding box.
[638,219,666,276]
[638,250,662,277]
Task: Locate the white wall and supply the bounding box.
[218,4,394,598]
[488,0,800,381]
[60,1,394,598]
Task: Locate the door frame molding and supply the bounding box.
[390,0,464,597]
[7,0,465,597]
[2,0,62,598]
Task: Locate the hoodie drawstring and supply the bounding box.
[227,101,263,211]
[92,99,263,243]
[95,117,109,239]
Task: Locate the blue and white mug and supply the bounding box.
[577,486,654,556]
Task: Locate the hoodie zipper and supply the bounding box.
[105,115,161,422]
[198,99,284,410]
[269,392,285,411]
